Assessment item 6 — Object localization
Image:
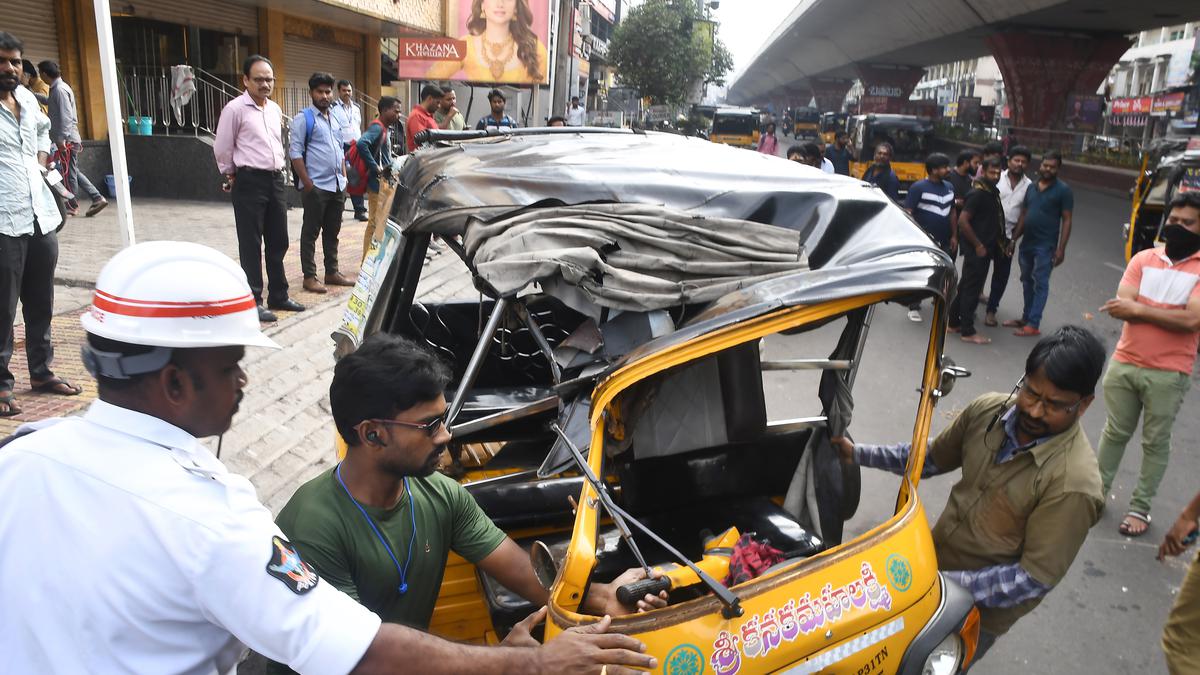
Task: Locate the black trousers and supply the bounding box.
[985,243,1014,314]
[232,168,289,305]
[0,230,58,391]
[949,245,992,337]
[300,187,347,278]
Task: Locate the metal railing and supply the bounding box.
[119,65,242,137]
[119,67,387,144]
[936,122,1145,169]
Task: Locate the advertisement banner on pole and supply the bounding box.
[1063,94,1103,132]
[1151,92,1186,115]
[397,0,551,85]
[956,96,982,124]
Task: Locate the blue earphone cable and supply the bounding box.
[335,463,417,595]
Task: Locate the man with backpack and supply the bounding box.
[289,72,355,296]
[348,96,402,259]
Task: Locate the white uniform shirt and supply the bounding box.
[998,169,1031,238]
[0,400,381,674]
[335,98,363,144]
[566,105,586,126]
[821,157,835,174]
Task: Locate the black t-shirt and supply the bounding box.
[962,186,1004,247]
[946,171,973,212]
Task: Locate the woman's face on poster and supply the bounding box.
[482,0,517,25]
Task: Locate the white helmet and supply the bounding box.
[81,241,279,351]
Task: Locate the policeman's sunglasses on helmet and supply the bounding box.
[369,412,447,437]
[1007,376,1085,416]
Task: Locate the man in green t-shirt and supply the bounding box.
[275,333,665,643]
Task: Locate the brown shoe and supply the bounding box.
[324,272,356,287]
[302,276,328,294]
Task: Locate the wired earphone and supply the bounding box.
[335,463,418,595]
[985,377,1024,435]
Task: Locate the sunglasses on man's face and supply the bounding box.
[372,413,447,437]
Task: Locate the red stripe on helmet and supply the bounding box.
[92,290,257,318]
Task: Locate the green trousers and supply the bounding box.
[1097,359,1191,515]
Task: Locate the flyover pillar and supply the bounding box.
[986,31,1133,129]
[806,77,854,113]
[853,64,925,114]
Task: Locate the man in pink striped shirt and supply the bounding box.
[214,55,304,324]
[1098,192,1200,538]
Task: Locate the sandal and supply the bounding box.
[31,377,83,397]
[984,313,998,327]
[1118,511,1151,537]
[0,390,21,417]
[960,334,992,345]
[1001,318,1026,328]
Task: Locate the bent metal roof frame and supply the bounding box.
[393,128,955,334]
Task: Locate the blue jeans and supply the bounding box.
[1018,244,1054,328]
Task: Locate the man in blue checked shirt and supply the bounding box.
[832,326,1107,662]
[289,72,357,296]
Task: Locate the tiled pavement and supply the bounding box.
[3,196,470,515]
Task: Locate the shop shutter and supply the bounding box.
[282,38,356,88]
[121,0,259,36]
[280,38,357,117]
[7,0,60,65]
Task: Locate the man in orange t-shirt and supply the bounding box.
[1098,192,1200,537]
[405,84,442,153]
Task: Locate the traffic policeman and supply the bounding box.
[0,241,655,674]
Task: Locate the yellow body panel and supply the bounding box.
[1126,154,1152,263]
[548,498,941,674]
[849,161,925,186]
[712,131,761,149]
[412,290,952,666]
[537,292,950,672]
[794,123,819,137]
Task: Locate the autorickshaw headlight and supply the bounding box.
[921,634,963,675]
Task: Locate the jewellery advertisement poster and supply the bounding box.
[397,0,552,85]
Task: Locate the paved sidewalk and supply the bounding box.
[4,196,472,517]
[1,197,367,436]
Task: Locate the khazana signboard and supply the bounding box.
[396,0,551,85]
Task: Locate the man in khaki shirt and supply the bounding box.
[834,325,1106,661]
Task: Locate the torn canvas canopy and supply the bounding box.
[463,202,807,315]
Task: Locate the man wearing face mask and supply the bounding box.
[271,333,667,662]
[1097,192,1200,539]
[832,326,1107,662]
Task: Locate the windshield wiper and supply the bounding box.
[549,422,744,619]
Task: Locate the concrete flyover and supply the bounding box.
[728,0,1200,127]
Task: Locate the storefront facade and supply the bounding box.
[15,0,444,140]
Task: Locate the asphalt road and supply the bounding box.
[762,179,1197,673]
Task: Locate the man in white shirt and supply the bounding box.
[0,32,80,417]
[566,96,586,126]
[335,79,367,222]
[0,240,657,675]
[987,145,1032,327]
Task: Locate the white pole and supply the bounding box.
[93,0,136,247]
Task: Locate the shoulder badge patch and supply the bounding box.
[267,535,320,594]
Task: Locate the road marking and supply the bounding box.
[1104,261,1125,273]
